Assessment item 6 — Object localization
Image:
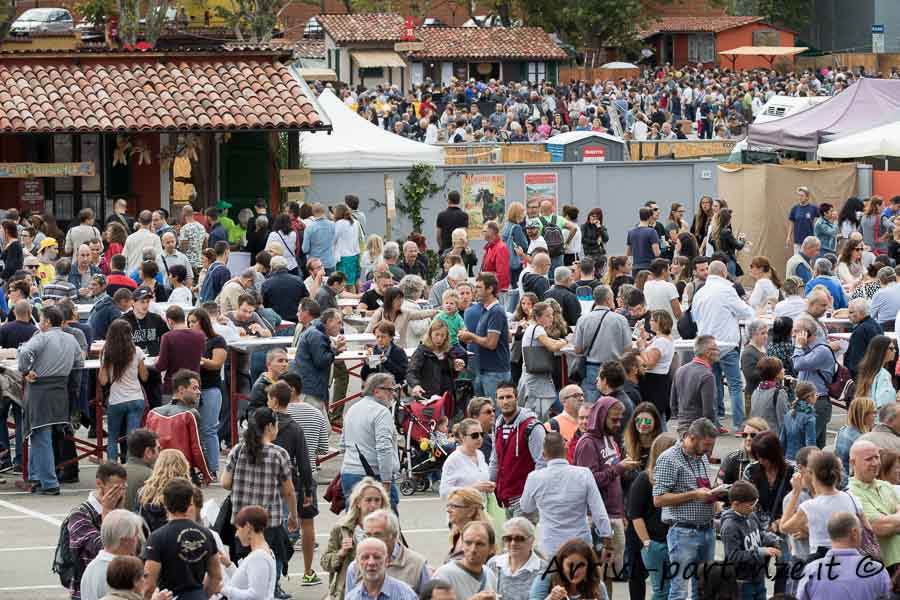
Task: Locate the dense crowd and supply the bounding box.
[5,184,900,600]
[312,64,868,144]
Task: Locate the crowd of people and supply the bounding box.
[311,64,867,144]
[5,175,900,600]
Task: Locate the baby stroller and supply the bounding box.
[394,392,452,496]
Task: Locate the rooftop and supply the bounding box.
[316,13,408,44]
[639,15,766,38]
[412,26,567,60]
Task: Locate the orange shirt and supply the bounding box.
[546,412,579,442]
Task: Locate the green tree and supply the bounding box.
[729,0,812,31]
[117,0,170,46]
[214,0,297,42]
[521,0,662,50]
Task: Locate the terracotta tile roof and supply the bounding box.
[0,55,326,133]
[412,27,567,60]
[290,38,326,58]
[639,15,766,38]
[316,13,407,43]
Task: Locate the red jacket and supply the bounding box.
[494,414,537,505]
[482,238,511,291]
[146,402,211,481]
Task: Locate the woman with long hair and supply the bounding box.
[510,292,538,386]
[710,207,744,276]
[265,213,298,274]
[626,432,677,600]
[667,202,689,236]
[366,285,438,349]
[518,302,567,421]
[219,505,277,600]
[837,238,865,288]
[0,220,22,281]
[581,208,609,267]
[604,256,633,300]
[743,431,794,595]
[138,449,191,532]
[321,477,390,599]
[748,256,782,313]
[486,518,545,600]
[528,539,604,600]
[503,202,529,311]
[861,195,891,253]
[101,223,126,274]
[188,307,227,475]
[835,396,876,475]
[407,319,465,400]
[838,196,865,241]
[691,195,713,244]
[636,311,674,421]
[675,232,699,266]
[766,316,796,379]
[720,417,770,490]
[98,320,148,463]
[879,449,900,492]
[332,203,360,291]
[701,198,728,257]
[360,234,383,284]
[439,418,493,499]
[670,255,691,298]
[445,487,487,562]
[854,335,897,409]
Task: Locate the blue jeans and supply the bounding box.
[106,399,144,462]
[340,472,399,512]
[642,540,672,600]
[740,581,766,600]
[666,525,715,600]
[549,254,563,280]
[199,387,222,474]
[714,348,745,430]
[28,426,58,490]
[474,370,511,400]
[583,363,602,404]
[0,398,22,466]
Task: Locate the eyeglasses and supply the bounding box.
[739,431,758,439]
[636,417,654,426]
[480,407,495,415]
[564,392,585,400]
[466,432,483,440]
[377,386,395,392]
[502,535,529,543]
[447,503,468,510]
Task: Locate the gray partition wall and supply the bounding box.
[302,159,718,256]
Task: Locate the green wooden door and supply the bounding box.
[219,132,270,218]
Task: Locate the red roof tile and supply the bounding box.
[412,26,567,60]
[639,15,766,38]
[0,55,326,134]
[316,13,407,43]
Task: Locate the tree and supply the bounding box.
[214,0,297,42]
[521,0,659,50]
[117,0,170,46]
[729,0,812,31]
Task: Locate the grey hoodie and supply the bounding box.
[488,407,546,481]
[720,507,780,582]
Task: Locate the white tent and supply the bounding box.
[299,89,443,169]
[817,121,900,159]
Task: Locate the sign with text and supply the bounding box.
[0,162,94,178]
[524,172,558,213]
[19,179,44,213]
[279,168,311,188]
[582,146,606,162]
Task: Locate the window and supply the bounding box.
[752,29,779,46]
[359,67,384,79]
[687,34,715,63]
[527,62,546,84]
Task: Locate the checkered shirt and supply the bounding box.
[652,442,715,526]
[225,442,292,526]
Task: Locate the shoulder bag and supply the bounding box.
[844,491,882,561]
[568,310,608,383]
[522,326,554,376]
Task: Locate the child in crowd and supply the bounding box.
[436,289,468,361]
[779,381,818,461]
[749,357,789,434]
[721,480,781,600]
[361,321,408,386]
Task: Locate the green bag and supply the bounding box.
[485,493,506,550]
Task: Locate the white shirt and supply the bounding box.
[439,448,489,499]
[167,286,194,306]
[123,228,163,273]
[527,236,547,254]
[564,225,581,256]
[632,120,648,140]
[222,548,277,600]
[647,336,674,375]
[774,296,807,320]
[643,279,679,319]
[749,278,779,311]
[333,219,359,260]
[80,550,114,600]
[266,230,298,271]
[692,274,754,351]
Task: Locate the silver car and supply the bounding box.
[10,8,74,35]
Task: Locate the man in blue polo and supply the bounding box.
[458,272,510,399]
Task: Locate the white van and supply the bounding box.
[753,95,830,125]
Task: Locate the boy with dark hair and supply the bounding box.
[721,480,781,600]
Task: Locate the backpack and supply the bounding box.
[53,502,98,589]
[816,345,851,400]
[540,216,564,257]
[677,305,698,340]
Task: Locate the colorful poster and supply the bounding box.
[461,174,506,239]
[524,172,559,212]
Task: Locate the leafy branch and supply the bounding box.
[398,163,443,234]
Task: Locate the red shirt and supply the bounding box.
[482,238,511,291]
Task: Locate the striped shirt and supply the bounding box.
[652,442,715,526]
[287,401,330,473]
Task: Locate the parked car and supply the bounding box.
[10,8,74,35]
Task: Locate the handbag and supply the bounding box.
[522,326,554,376]
[844,491,882,561]
[568,309,608,383]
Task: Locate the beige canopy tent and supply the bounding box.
[718,46,808,70]
[352,50,407,68]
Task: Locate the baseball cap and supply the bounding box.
[132,287,153,301]
[39,238,58,251]
[526,218,542,229]
[215,199,233,210]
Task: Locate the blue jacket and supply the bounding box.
[780,406,817,460]
[804,276,847,309]
[67,264,100,288]
[87,294,121,340]
[291,320,335,400]
[792,339,836,396]
[501,221,528,271]
[834,425,862,476]
[301,217,336,268]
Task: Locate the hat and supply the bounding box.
[526,218,542,229]
[132,287,153,301]
[23,255,39,267]
[39,238,58,251]
[215,199,233,210]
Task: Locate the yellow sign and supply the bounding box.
[287,191,305,202]
[0,162,95,178]
[279,169,311,188]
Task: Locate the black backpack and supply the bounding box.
[53,502,97,588]
[540,216,564,257]
[677,306,698,340]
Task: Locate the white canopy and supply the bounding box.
[817,120,900,158]
[299,89,443,169]
[600,61,639,69]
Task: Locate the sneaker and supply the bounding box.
[301,573,322,586]
[39,487,60,496]
[0,461,13,474]
[717,426,729,434]
[274,583,293,599]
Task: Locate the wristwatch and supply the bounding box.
[643,540,651,550]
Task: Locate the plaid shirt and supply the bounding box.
[225,442,292,526]
[652,442,715,526]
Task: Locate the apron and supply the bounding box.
[23,376,69,438]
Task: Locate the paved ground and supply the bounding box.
[0,400,847,600]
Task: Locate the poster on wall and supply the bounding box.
[524,172,559,212]
[461,174,506,239]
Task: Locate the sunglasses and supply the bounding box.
[480,407,495,415]
[636,417,654,426]
[739,431,758,439]
[465,432,483,440]
[502,535,529,543]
